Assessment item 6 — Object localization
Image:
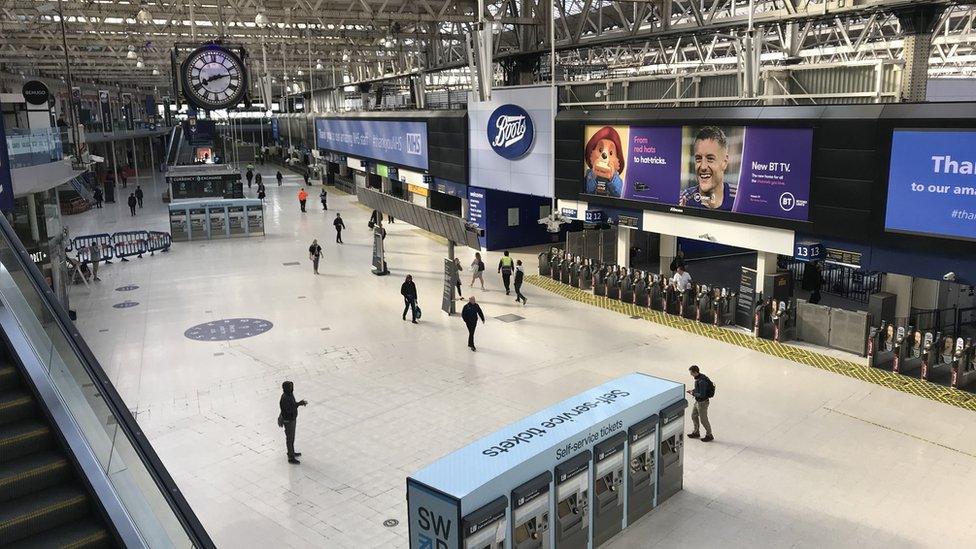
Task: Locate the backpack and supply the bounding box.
[704,376,716,398]
[478,261,485,272]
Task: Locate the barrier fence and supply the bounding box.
[71,231,171,264]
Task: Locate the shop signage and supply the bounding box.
[22,80,50,106]
[794,242,824,262]
[486,104,534,160]
[408,184,429,197]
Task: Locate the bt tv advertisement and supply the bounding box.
[885,129,976,242]
[582,125,814,221]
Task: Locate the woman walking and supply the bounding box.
[308,239,323,275]
[470,252,486,290]
[454,257,464,299]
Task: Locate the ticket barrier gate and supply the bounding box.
[920,332,949,382]
[867,322,897,369]
[754,298,776,340]
[594,267,608,297]
[657,399,687,504]
[592,433,626,547]
[664,285,680,315]
[694,285,711,322]
[579,263,593,291]
[539,251,552,276]
[649,278,665,311]
[462,496,508,549]
[771,300,797,343]
[554,451,590,549]
[606,271,621,301]
[627,414,657,527]
[634,275,649,308]
[892,326,920,375]
[951,338,976,389]
[679,287,697,320]
[560,259,572,285]
[512,472,551,549]
[620,271,634,303]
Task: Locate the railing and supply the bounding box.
[784,259,883,304]
[4,127,64,168]
[0,214,214,548]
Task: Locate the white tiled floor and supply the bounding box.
[65,167,976,548]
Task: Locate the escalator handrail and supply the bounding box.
[0,214,216,549]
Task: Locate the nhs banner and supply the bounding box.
[487,104,534,160]
[315,118,429,170]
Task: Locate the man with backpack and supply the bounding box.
[687,365,715,442]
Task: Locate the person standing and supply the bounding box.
[333,213,345,243]
[92,187,103,209]
[669,249,686,273]
[86,243,101,281]
[298,188,308,212]
[514,259,527,305]
[254,171,263,188]
[127,193,137,216]
[276,170,283,186]
[319,188,328,211]
[672,264,692,292]
[498,251,515,295]
[308,239,323,275]
[687,365,715,442]
[400,274,419,323]
[135,186,144,208]
[470,252,486,290]
[802,260,823,305]
[461,297,486,351]
[278,381,308,464]
[120,171,128,188]
[245,168,254,188]
[454,257,464,300]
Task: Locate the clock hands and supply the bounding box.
[200,73,230,85]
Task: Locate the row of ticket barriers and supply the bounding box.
[540,251,799,344]
[867,321,976,389]
[462,401,686,549]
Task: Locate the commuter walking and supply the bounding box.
[498,251,515,295]
[454,257,464,299]
[303,170,310,186]
[255,172,263,188]
[127,193,137,216]
[276,170,283,186]
[86,243,101,281]
[369,210,380,228]
[92,187,103,208]
[401,274,419,323]
[278,381,308,464]
[135,186,144,208]
[257,182,266,202]
[470,252,486,290]
[298,188,308,212]
[308,239,323,275]
[687,365,715,442]
[514,259,527,305]
[120,171,128,188]
[246,168,254,188]
[461,297,486,351]
[319,189,328,211]
[333,213,345,243]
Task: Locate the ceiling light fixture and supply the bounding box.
[126,45,138,60]
[341,52,350,62]
[297,69,304,76]
[135,2,152,24]
[152,68,160,75]
[315,59,323,70]
[136,58,144,68]
[254,8,269,27]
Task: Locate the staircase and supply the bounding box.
[0,362,115,548]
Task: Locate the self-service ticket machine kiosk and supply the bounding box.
[462,496,508,549]
[627,415,658,526]
[592,433,626,547]
[512,472,551,549]
[657,399,688,504]
[554,451,591,549]
[867,321,897,369]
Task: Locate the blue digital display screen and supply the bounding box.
[886,129,976,242]
[315,118,429,170]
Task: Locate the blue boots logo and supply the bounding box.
[487,104,534,160]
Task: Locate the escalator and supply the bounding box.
[164,125,183,167]
[1,359,113,548]
[0,215,214,548]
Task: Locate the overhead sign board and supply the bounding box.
[315,118,429,170]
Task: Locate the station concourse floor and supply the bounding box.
[65,166,976,548]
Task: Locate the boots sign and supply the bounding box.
[487,104,534,160]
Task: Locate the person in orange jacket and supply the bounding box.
[298,188,308,212]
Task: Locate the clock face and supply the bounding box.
[181,46,247,110]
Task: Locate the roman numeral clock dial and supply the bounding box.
[180,45,247,110]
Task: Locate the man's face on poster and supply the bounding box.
[694,137,729,195]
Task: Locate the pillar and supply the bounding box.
[659,234,677,276]
[616,227,632,268]
[755,251,778,296]
[882,273,913,320]
[895,5,945,102]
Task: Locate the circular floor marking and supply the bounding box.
[184,318,274,341]
[113,301,139,309]
[383,519,398,528]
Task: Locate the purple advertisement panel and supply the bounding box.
[623,126,683,203]
[732,127,813,220]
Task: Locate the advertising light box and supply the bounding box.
[885,129,976,242]
[315,118,429,170]
[582,124,813,221]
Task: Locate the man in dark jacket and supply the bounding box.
[401,274,418,323]
[127,193,137,216]
[333,213,345,243]
[514,259,527,305]
[92,187,103,208]
[461,297,486,351]
[135,185,144,208]
[669,250,686,273]
[802,261,823,304]
[686,365,714,442]
[279,381,308,463]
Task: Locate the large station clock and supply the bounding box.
[180,45,248,110]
